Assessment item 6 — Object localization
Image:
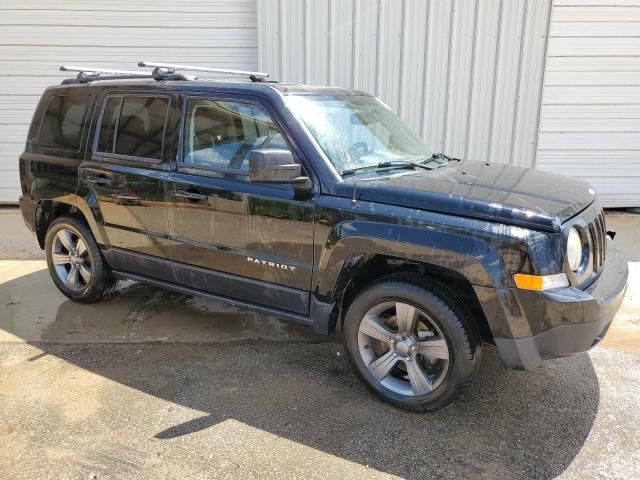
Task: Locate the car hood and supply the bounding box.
[336,160,596,231]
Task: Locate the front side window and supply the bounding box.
[182,99,290,171]
[286,95,432,174]
[96,96,169,160]
[39,94,90,151]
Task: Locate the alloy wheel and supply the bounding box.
[357,301,450,396]
[51,228,92,292]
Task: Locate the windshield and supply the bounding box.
[286,95,433,174]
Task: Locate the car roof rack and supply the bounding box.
[138,61,274,83]
[59,65,195,84]
[59,63,274,85]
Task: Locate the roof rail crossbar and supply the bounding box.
[138,61,270,82]
[61,65,152,76]
[60,65,154,84]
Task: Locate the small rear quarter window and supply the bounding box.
[38,94,90,151]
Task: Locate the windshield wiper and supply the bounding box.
[429,152,460,164]
[341,160,435,177]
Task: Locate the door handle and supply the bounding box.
[174,189,208,201]
[85,174,112,186]
[113,194,141,204]
[113,194,141,206]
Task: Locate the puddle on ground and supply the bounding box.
[0,261,326,344]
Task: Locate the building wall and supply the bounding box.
[0,0,258,203]
[258,0,552,169]
[536,0,640,207]
[1,0,637,206]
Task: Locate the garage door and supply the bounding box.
[536,0,640,207]
[0,0,258,203]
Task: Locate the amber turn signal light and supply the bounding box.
[514,273,569,291]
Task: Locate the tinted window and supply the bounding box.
[115,97,168,159]
[97,96,168,160]
[39,95,90,151]
[183,99,290,171]
[97,97,121,153]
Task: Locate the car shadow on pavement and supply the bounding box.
[30,288,599,480]
[2,267,599,480]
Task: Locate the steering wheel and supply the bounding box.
[347,141,370,164]
[195,132,216,150]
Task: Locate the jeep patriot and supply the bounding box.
[17,64,628,411]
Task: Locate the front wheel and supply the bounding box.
[343,279,481,411]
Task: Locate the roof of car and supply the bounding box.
[49,79,370,98]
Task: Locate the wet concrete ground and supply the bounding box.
[1,207,639,479]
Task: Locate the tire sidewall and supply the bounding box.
[343,280,477,410]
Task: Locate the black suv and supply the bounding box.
[18,65,628,411]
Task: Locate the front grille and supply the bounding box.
[588,210,606,273]
[564,201,607,288]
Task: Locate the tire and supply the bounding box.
[44,216,117,302]
[343,278,481,412]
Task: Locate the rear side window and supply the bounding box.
[38,94,90,151]
[96,95,169,160]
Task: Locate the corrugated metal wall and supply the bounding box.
[3,0,635,206]
[258,0,552,168]
[0,0,258,203]
[536,0,640,207]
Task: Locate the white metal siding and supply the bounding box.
[258,0,552,168]
[0,0,258,203]
[537,0,640,207]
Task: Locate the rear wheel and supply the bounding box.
[44,216,116,302]
[343,279,481,411]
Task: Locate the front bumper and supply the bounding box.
[495,242,628,370]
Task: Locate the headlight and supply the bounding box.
[567,227,583,272]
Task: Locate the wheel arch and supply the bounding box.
[35,195,104,248]
[328,253,494,344]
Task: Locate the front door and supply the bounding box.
[80,92,178,281]
[167,95,315,314]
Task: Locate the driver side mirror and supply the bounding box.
[248,149,310,188]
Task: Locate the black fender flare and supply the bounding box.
[34,193,108,248]
[310,220,518,338]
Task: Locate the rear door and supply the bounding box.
[166,94,316,314]
[79,91,179,281]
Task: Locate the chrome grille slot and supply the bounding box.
[589,212,606,272]
[588,222,599,270]
[598,212,606,268]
